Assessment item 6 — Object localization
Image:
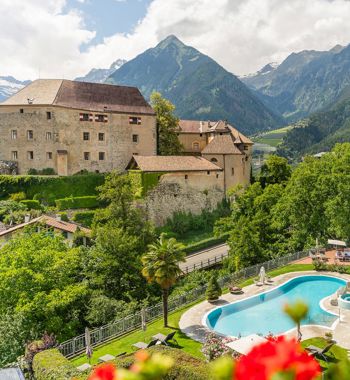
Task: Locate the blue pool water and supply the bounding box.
[206,275,346,337]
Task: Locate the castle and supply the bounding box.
[0,80,253,224]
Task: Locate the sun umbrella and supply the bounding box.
[141,308,147,331]
[85,327,93,363]
[259,266,266,284]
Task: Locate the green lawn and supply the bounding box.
[301,337,348,371]
[70,263,314,367]
[177,230,214,245]
[253,125,294,148]
[71,302,204,366]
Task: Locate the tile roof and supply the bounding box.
[178,119,253,144]
[201,135,244,155]
[128,155,222,172]
[1,79,155,115]
[0,215,91,237]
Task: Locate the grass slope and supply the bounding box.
[301,337,348,371]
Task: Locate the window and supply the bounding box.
[216,173,219,179]
[11,151,18,160]
[95,114,107,122]
[192,142,200,151]
[98,132,105,141]
[99,152,105,161]
[200,133,203,137]
[80,113,90,121]
[47,152,52,160]
[46,111,52,120]
[46,132,52,140]
[19,108,24,114]
[244,145,249,151]
[11,130,17,140]
[129,116,141,125]
[84,152,90,160]
[27,130,33,140]
[27,151,34,160]
[185,175,188,180]
[231,167,234,176]
[210,158,218,163]
[83,132,90,141]
[207,171,210,175]
[132,134,139,143]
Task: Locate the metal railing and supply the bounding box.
[181,251,229,274]
[59,248,312,358]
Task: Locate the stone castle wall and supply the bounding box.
[144,172,225,226]
[0,105,156,175]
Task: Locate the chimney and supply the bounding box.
[56,214,62,222]
[24,214,31,223]
[208,120,211,128]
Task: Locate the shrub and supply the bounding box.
[206,274,222,301]
[32,348,83,380]
[57,212,69,222]
[40,168,56,175]
[55,195,99,210]
[0,200,27,221]
[0,173,105,205]
[114,346,210,380]
[9,192,26,202]
[72,210,96,227]
[165,201,231,235]
[202,333,234,361]
[20,199,42,210]
[3,209,42,225]
[25,333,56,375]
[27,168,56,175]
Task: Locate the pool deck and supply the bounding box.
[179,271,350,349]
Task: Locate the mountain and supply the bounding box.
[0,76,31,102]
[242,44,350,121]
[106,35,283,135]
[276,96,350,160]
[75,59,127,83]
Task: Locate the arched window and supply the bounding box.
[210,158,218,163]
[192,141,200,151]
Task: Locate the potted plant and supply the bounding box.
[325,331,333,343]
[206,274,222,302]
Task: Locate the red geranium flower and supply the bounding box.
[234,336,321,380]
[89,363,117,380]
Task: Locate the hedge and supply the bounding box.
[20,199,42,210]
[183,234,229,255]
[33,349,85,380]
[72,210,96,227]
[114,346,210,380]
[33,346,209,380]
[0,174,105,205]
[55,196,99,211]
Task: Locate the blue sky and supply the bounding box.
[65,0,152,48]
[1,0,350,80]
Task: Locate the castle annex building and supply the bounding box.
[177,120,253,192]
[0,79,156,175]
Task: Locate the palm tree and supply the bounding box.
[142,233,185,327]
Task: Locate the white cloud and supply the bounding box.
[80,0,350,77]
[0,0,94,80]
[1,0,350,79]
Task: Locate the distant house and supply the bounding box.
[177,120,253,192]
[0,215,91,246]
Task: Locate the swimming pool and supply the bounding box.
[205,275,346,337]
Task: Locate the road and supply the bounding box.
[180,243,229,272]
